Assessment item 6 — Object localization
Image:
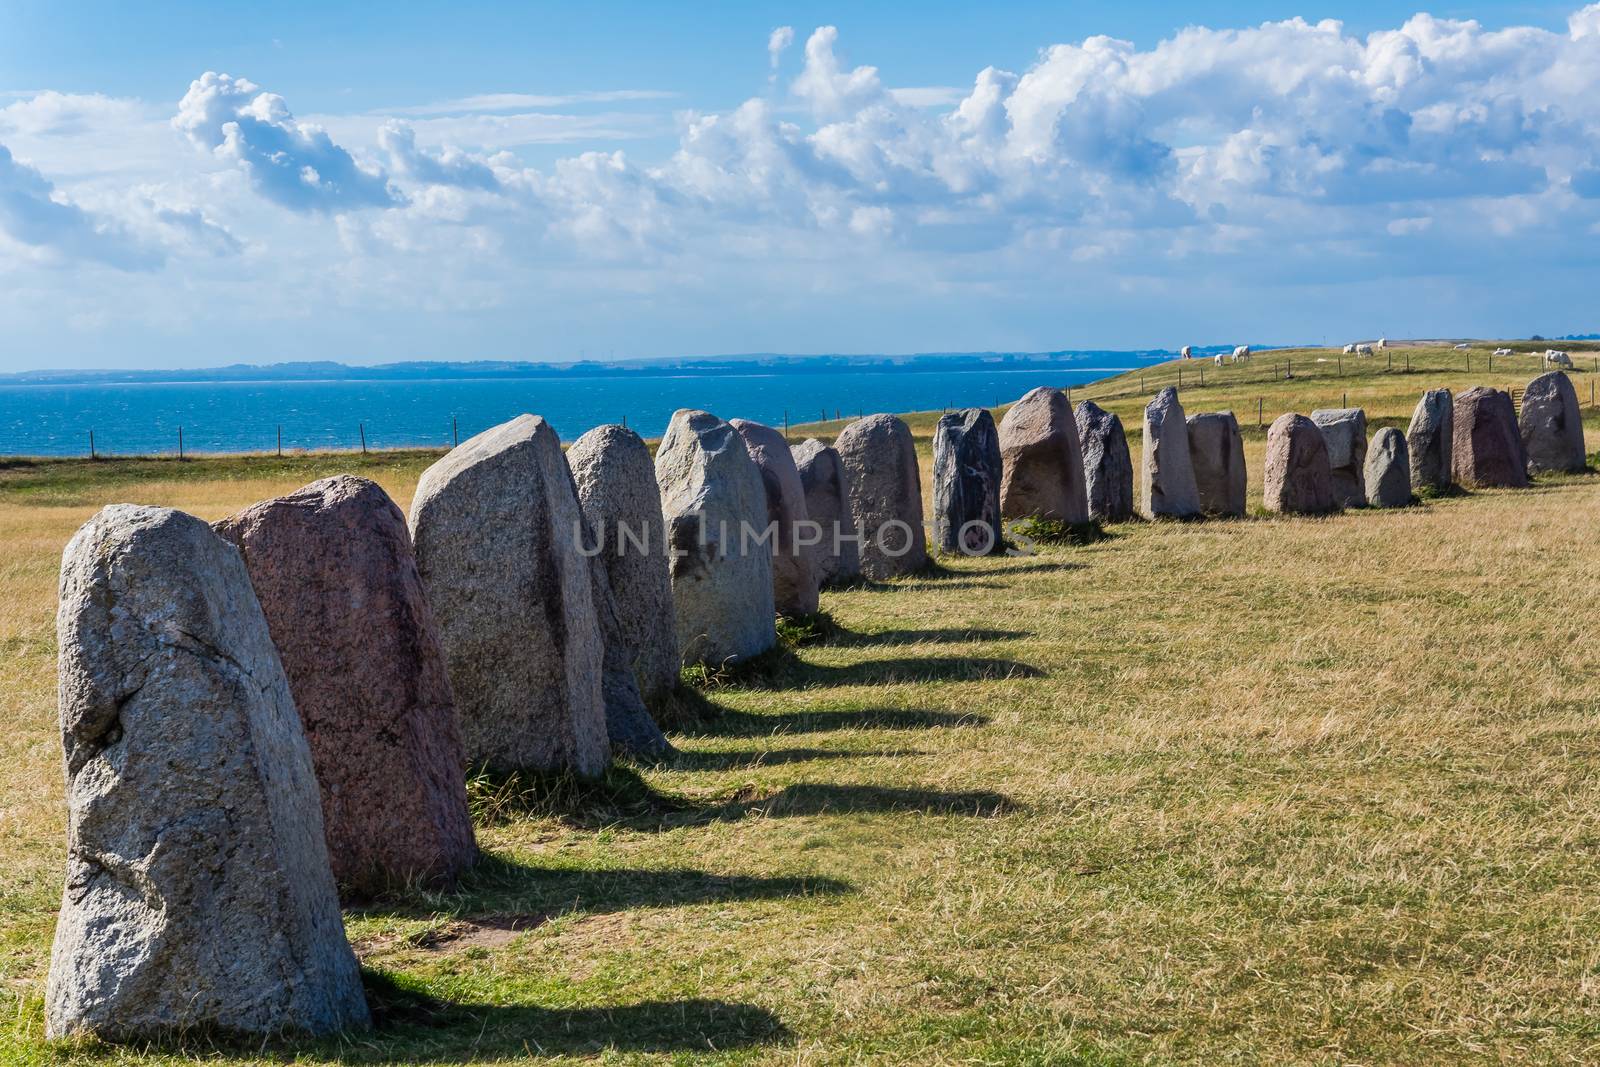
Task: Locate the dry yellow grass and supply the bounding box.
[1,349,1598,1064]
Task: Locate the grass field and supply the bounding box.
[2,346,1598,1064]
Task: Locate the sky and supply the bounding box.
[2,1,1599,370]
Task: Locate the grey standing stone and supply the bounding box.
[1140,387,1201,519]
[568,425,680,701]
[732,419,821,616]
[1186,411,1247,518]
[1075,401,1134,523]
[932,407,1005,555]
[998,387,1088,524]
[1263,413,1340,515]
[1452,387,1529,488]
[1406,388,1454,492]
[655,409,776,664]
[834,413,928,578]
[409,414,609,776]
[792,438,861,586]
[1519,371,1587,474]
[214,476,476,897]
[48,505,369,1041]
[1311,408,1368,508]
[1364,428,1413,507]
[586,556,672,760]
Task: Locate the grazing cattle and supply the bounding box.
[1180,345,1193,360]
[1453,343,1470,351]
[1493,348,1512,356]
[1378,338,1389,349]
[1355,343,1373,356]
[1232,345,1251,363]
[1343,344,1355,355]
[1545,350,1574,369]
[1213,352,1225,366]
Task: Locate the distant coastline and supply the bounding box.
[0,349,1219,387]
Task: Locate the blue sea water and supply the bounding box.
[0,364,1140,457]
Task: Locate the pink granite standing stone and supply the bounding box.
[216,475,477,897]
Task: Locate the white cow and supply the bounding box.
[1232,344,1251,363]
[1180,345,1193,360]
[1213,352,1225,366]
[1377,337,1389,349]
[1545,350,1574,369]
[1342,343,1355,354]
[1493,348,1513,356]
[1453,343,1470,350]
[1355,343,1373,356]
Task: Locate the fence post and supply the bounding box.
[1178,367,1183,388]
[783,411,789,442]
[452,417,459,447]
[277,425,282,457]
[1406,352,1411,373]
[1257,397,1263,427]
[1338,356,1342,377]
[1387,351,1392,371]
[359,423,367,455]
[89,430,96,460]
[178,426,184,461]
[1342,391,1347,409]
[1200,367,1205,387]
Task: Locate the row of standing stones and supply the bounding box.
[1143,371,1588,518]
[43,370,1588,1043]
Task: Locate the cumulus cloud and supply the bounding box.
[174,72,403,212]
[378,121,501,190]
[0,142,159,268]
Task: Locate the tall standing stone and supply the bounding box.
[1311,408,1368,508]
[834,413,928,578]
[1519,371,1587,474]
[932,407,1005,555]
[568,424,680,700]
[49,505,369,1041]
[656,409,776,664]
[1364,427,1413,507]
[1452,387,1529,488]
[409,414,609,776]
[1406,388,1454,492]
[1075,400,1134,523]
[1263,413,1340,515]
[215,476,476,897]
[792,438,860,586]
[732,419,821,616]
[1140,387,1201,519]
[998,387,1088,524]
[1186,411,1247,518]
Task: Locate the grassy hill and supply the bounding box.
[1,346,1597,1064]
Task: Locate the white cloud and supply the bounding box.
[0,142,158,269]
[12,9,1600,367]
[174,72,403,212]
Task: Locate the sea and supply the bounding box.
[0,362,1147,457]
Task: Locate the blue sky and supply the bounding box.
[2,2,1599,369]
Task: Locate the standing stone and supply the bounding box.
[215,476,476,897]
[998,387,1088,524]
[1311,408,1368,507]
[1140,387,1201,519]
[1364,428,1413,507]
[1452,387,1529,488]
[1263,413,1340,515]
[586,556,672,760]
[655,409,776,665]
[1075,400,1134,523]
[932,407,1005,555]
[409,414,609,776]
[792,438,860,586]
[834,413,928,578]
[48,505,368,1041]
[1519,371,1587,474]
[1406,388,1454,492]
[568,425,679,700]
[732,419,821,616]
[1186,411,1247,518]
